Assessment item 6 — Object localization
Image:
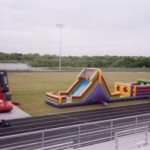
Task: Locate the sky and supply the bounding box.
[0,0,150,56]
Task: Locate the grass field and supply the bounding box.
[8,71,150,116]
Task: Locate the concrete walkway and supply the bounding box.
[80,141,115,150]
[0,105,30,120]
[80,140,150,150]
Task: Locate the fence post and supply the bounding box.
[67,142,70,150]
[111,120,113,140]
[135,116,138,127]
[115,133,118,150]
[42,131,45,149]
[145,130,148,146]
[78,125,81,149]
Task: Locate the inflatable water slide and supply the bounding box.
[45,68,150,108]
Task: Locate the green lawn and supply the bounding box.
[8,71,150,116]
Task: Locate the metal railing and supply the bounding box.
[115,126,150,150]
[0,113,150,150]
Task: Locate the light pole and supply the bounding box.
[56,24,65,71]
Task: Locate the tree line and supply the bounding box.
[0,52,149,68]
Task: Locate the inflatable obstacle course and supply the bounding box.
[45,68,101,107]
[0,70,13,112]
[45,68,150,108]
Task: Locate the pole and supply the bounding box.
[56,24,65,71]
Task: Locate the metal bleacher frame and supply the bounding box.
[0,62,31,71]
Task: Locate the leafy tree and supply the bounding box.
[0,52,149,68]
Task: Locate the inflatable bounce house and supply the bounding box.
[45,68,150,108]
[0,70,13,112]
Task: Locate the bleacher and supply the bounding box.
[0,62,31,71]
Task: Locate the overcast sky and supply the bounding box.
[0,0,150,56]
